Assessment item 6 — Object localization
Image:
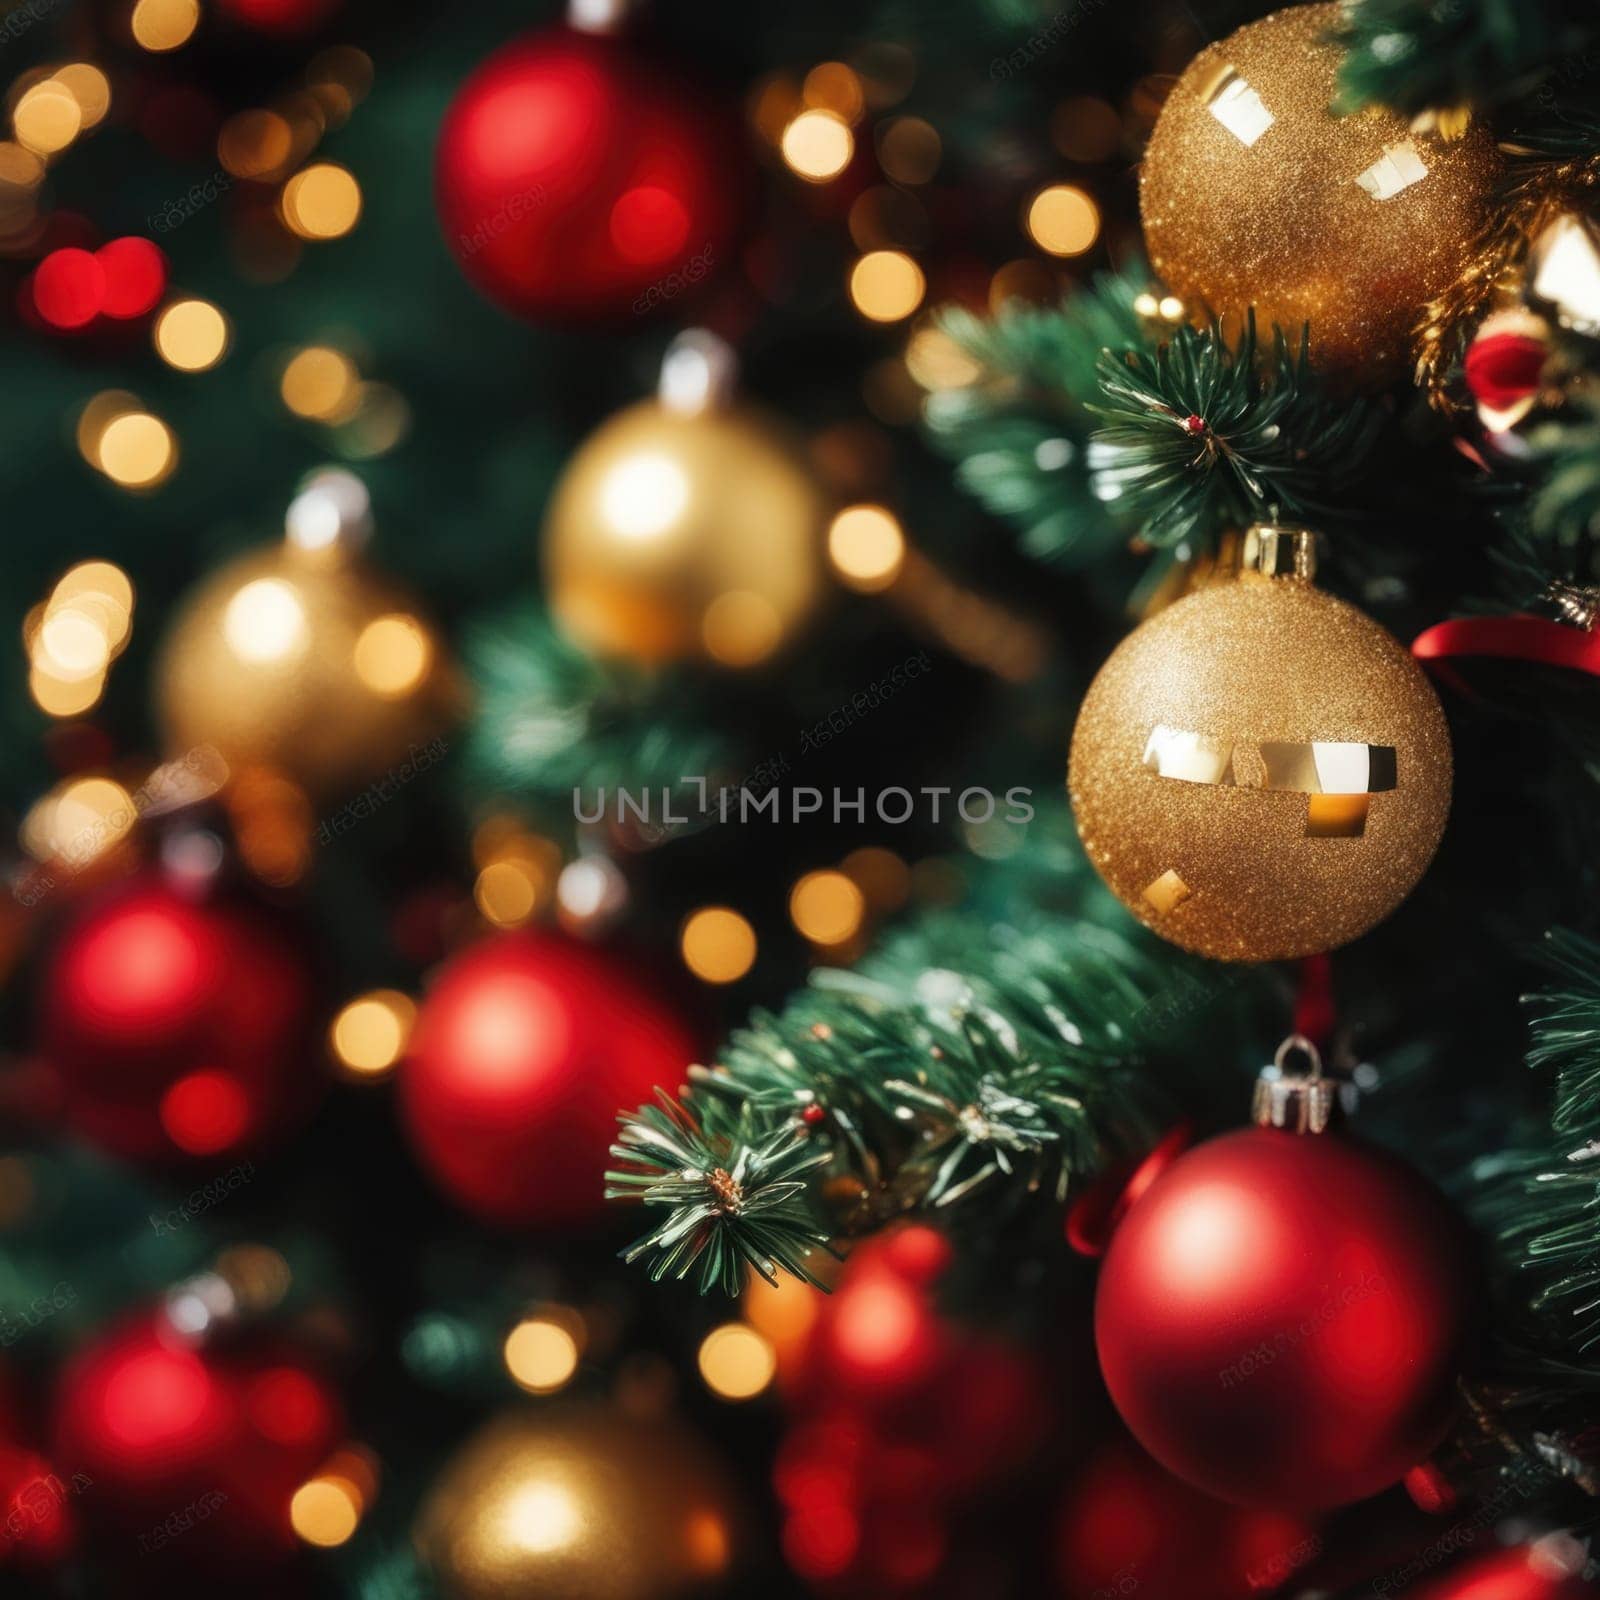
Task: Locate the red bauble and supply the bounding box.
[39,877,315,1163]
[1095,1128,1475,1511]
[1464,330,1548,413]
[214,0,341,33]
[435,25,741,323]
[53,1314,341,1565]
[399,931,695,1226]
[1056,1439,1317,1600]
[0,1445,76,1568]
[1402,1543,1593,1600]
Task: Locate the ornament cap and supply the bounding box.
[1240,525,1317,582]
[1253,1033,1335,1133]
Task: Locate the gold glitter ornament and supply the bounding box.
[544,395,829,670]
[1069,528,1451,962]
[1140,2,1501,385]
[156,532,451,803]
[413,1406,742,1600]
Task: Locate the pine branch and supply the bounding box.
[463,605,732,810]
[922,266,1147,566]
[1527,386,1600,549]
[1089,318,1385,549]
[1332,0,1600,117]
[606,1091,836,1296]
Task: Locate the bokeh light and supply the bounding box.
[475,858,543,927]
[281,346,360,421]
[877,117,941,185]
[131,0,201,52]
[155,297,231,370]
[841,845,911,912]
[290,1477,361,1548]
[1026,184,1101,257]
[827,504,905,592]
[849,251,925,322]
[96,237,166,318]
[55,64,111,130]
[282,162,361,239]
[330,990,416,1077]
[33,248,104,328]
[802,62,864,123]
[219,109,294,179]
[681,906,758,984]
[698,1323,777,1400]
[789,870,866,947]
[1051,95,1122,163]
[96,411,177,489]
[504,1315,583,1395]
[13,80,81,155]
[781,109,853,182]
[353,614,431,698]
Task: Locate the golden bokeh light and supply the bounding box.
[329,990,416,1077]
[282,162,362,240]
[281,346,360,421]
[1026,184,1101,257]
[96,411,176,489]
[841,845,911,912]
[827,503,905,592]
[744,1267,825,1362]
[802,61,864,123]
[290,1478,361,1549]
[29,663,101,717]
[353,613,431,698]
[904,324,982,392]
[504,1317,582,1395]
[877,116,941,185]
[849,250,925,322]
[37,607,110,680]
[337,381,411,458]
[76,390,138,467]
[154,298,230,371]
[215,1243,292,1313]
[681,906,758,984]
[44,777,135,865]
[53,560,133,621]
[698,1323,777,1401]
[789,869,866,947]
[218,109,294,179]
[131,0,201,53]
[780,108,853,182]
[989,257,1059,312]
[475,859,543,927]
[55,65,111,130]
[13,81,81,156]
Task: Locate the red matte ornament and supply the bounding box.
[1094,1042,1475,1511]
[435,24,741,323]
[1463,330,1547,413]
[399,931,695,1227]
[39,877,315,1164]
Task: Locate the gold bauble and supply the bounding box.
[543,399,828,669]
[413,1406,742,1600]
[156,538,450,801]
[1069,528,1451,962]
[1141,2,1502,383]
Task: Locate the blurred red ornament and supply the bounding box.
[399,931,694,1226]
[213,0,341,33]
[1464,309,1551,425]
[1402,1542,1593,1599]
[39,877,315,1163]
[0,1444,77,1568]
[775,1227,1050,1595]
[95,237,167,319]
[435,24,742,323]
[1056,1439,1317,1600]
[1095,1126,1475,1511]
[54,1314,340,1566]
[32,248,104,330]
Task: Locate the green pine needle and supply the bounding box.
[1089,316,1384,549]
[606,1092,836,1297]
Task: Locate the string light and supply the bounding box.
[504,1313,584,1395]
[698,1324,777,1400]
[1026,185,1100,257]
[13,81,81,156]
[54,65,111,131]
[96,411,177,489]
[789,870,866,947]
[827,504,905,592]
[801,62,864,123]
[290,1478,362,1548]
[131,0,201,53]
[475,859,543,927]
[218,109,295,180]
[352,614,431,698]
[849,250,925,322]
[329,990,416,1077]
[281,162,362,239]
[281,346,360,421]
[780,109,853,182]
[680,906,757,984]
[154,298,230,371]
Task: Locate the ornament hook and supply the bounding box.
[1255,1032,1334,1134]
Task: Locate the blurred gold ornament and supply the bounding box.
[413,1406,740,1600]
[1069,527,1451,962]
[544,389,828,669]
[155,533,450,801]
[1140,2,1500,384]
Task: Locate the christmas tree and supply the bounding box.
[4,0,1600,1595]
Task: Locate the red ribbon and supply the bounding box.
[1412,615,1600,677]
[1292,952,1335,1050]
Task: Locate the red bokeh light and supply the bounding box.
[96,237,167,319]
[32,249,105,330]
[213,0,341,33]
[159,1071,253,1156]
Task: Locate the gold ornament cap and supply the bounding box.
[1253,1034,1335,1134]
[1240,524,1317,582]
